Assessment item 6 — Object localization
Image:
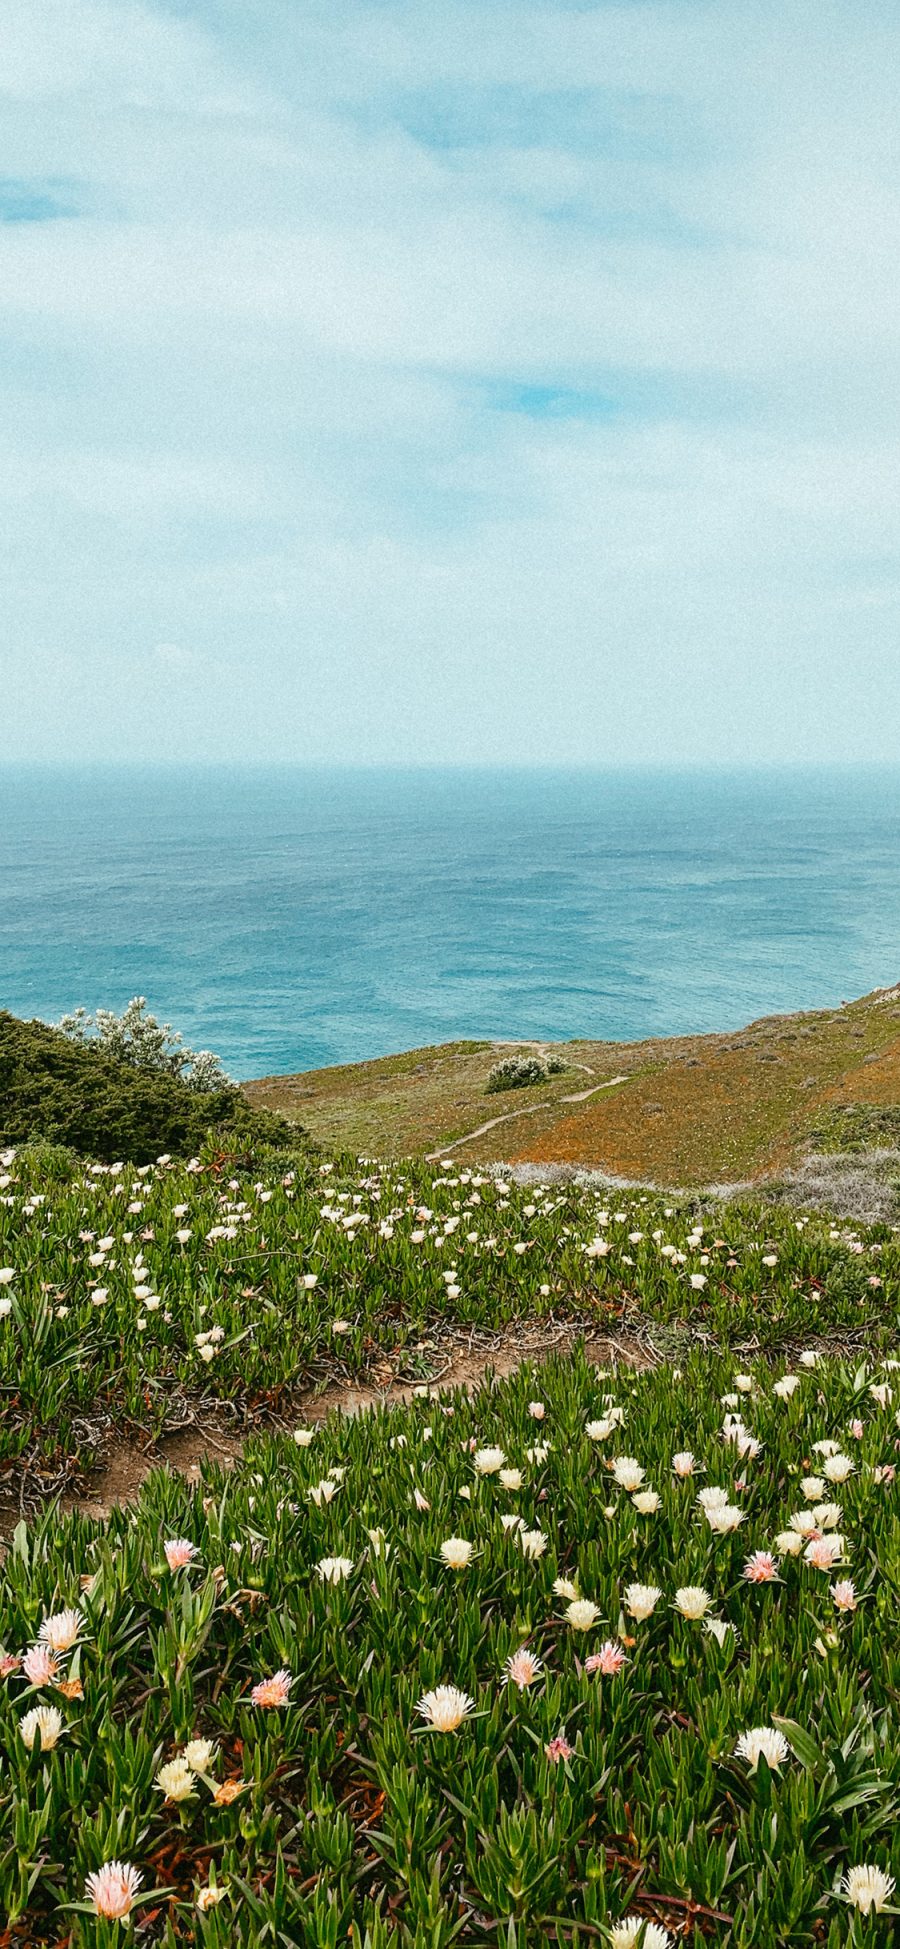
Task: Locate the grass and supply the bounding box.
[2,1345,899,1943]
[244,989,900,1182]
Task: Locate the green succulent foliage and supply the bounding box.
[2,1347,900,1942]
[1,1139,900,1481]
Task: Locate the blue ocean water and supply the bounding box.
[2,765,900,1080]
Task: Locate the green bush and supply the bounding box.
[809,1103,900,1153]
[486,1054,566,1094]
[0,1011,298,1164]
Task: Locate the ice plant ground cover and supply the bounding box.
[2,1143,900,1482]
[2,1346,900,1943]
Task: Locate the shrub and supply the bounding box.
[486,1054,566,1093]
[0,1011,298,1164]
[809,1102,900,1153]
[57,995,230,1092]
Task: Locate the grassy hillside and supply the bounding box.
[245,986,900,1182]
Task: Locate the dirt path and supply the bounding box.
[62,1320,651,1522]
[425,1075,629,1161]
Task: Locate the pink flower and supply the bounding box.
[505,1648,543,1691]
[544,1733,574,1765]
[805,1536,843,1571]
[743,1551,780,1584]
[0,1651,21,1679]
[831,1579,858,1612]
[874,1464,896,1485]
[250,1668,293,1708]
[22,1644,61,1686]
[584,1641,628,1677]
[849,1420,864,1441]
[85,1861,142,1920]
[164,1538,197,1571]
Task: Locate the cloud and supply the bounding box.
[1,0,900,762]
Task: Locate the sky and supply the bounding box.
[2,0,899,765]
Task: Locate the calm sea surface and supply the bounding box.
[2,766,900,1079]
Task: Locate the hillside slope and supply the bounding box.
[244,986,900,1181]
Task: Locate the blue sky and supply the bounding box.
[2,0,899,763]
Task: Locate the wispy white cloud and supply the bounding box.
[1,0,899,761]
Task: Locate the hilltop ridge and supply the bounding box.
[244,984,900,1184]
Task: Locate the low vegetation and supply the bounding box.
[487,1054,566,1093]
[0,1011,295,1166]
[3,1345,899,1943]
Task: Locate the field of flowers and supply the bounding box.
[3,1344,900,1943]
[2,1142,900,1487]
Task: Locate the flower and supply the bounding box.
[196,1884,227,1912]
[689,1272,707,1289]
[19,1704,64,1750]
[831,1579,858,1612]
[164,1538,197,1571]
[697,1485,730,1510]
[586,1418,615,1441]
[519,1528,547,1559]
[545,1732,574,1764]
[183,1738,216,1772]
[704,1618,734,1647]
[735,1726,790,1773]
[499,1468,523,1490]
[308,1479,338,1506]
[566,1599,601,1631]
[775,1530,805,1556]
[773,1375,800,1398]
[585,1641,628,1676]
[672,1451,697,1476]
[632,1490,661,1514]
[316,1555,354,1584]
[250,1669,293,1708]
[212,1778,246,1805]
[528,1401,545,1419]
[611,1457,645,1491]
[439,1538,474,1570]
[805,1535,844,1570]
[505,1647,543,1690]
[608,1919,671,1949]
[823,1453,854,1482]
[813,1502,843,1530]
[22,1643,61,1686]
[85,1862,143,1921]
[743,1551,780,1583]
[293,1428,315,1446]
[156,1757,197,1803]
[473,1446,505,1475]
[553,1577,580,1601]
[625,1583,662,1621]
[417,1685,475,1731]
[704,1503,744,1534]
[38,1608,84,1654]
[841,1865,895,1914]
[674,1585,712,1619]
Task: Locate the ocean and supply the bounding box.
[2,765,900,1080]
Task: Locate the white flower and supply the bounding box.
[611,1457,645,1492]
[704,1618,734,1647]
[473,1446,505,1475]
[293,1428,315,1447]
[554,1577,579,1601]
[499,1468,523,1490]
[672,1451,697,1476]
[674,1585,712,1620]
[608,1919,671,1949]
[704,1502,744,1534]
[813,1502,842,1530]
[773,1375,800,1399]
[439,1538,474,1570]
[812,1439,840,1457]
[689,1273,707,1290]
[566,1598,601,1631]
[697,1485,730,1510]
[823,1453,854,1483]
[519,1529,547,1559]
[20,1705,64,1750]
[841,1865,895,1914]
[417,1685,475,1731]
[316,1555,353,1584]
[308,1479,338,1506]
[586,1418,615,1441]
[183,1738,216,1772]
[775,1529,805,1556]
[157,1756,197,1802]
[735,1726,790,1773]
[632,1490,661,1514]
[0,1267,15,1285]
[625,1583,661,1621]
[800,1476,825,1501]
[38,1608,84,1654]
[734,1374,754,1393]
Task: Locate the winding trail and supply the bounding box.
[425,1073,629,1162]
